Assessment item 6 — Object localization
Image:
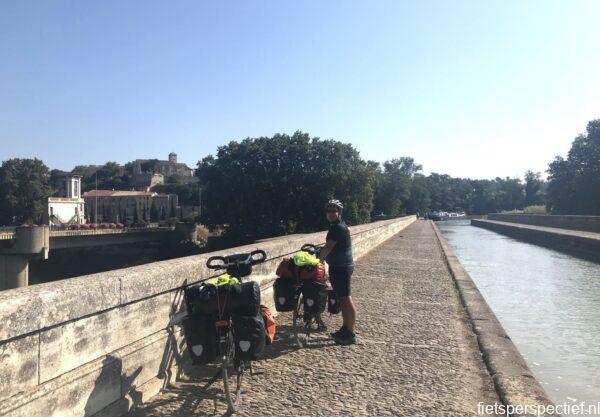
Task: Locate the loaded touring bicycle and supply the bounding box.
[177,249,275,413]
[273,243,341,347]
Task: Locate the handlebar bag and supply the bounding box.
[182,314,218,365]
[273,277,298,312]
[230,281,261,316]
[224,254,253,277]
[301,281,327,314]
[232,313,266,361]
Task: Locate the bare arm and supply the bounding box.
[318,240,337,262]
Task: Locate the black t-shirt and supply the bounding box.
[325,220,354,266]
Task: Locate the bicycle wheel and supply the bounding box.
[221,337,244,412]
[292,293,309,347]
[292,294,327,347]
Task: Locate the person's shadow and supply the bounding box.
[83,355,142,417]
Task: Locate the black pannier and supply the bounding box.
[182,314,218,365]
[233,314,266,361]
[327,289,341,314]
[273,277,298,312]
[302,281,327,314]
[230,281,261,316]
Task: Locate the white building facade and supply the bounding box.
[47,175,86,225]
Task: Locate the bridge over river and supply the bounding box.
[0,217,560,417]
[0,226,190,290]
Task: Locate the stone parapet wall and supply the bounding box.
[0,215,415,417]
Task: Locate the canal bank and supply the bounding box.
[433,222,556,415]
[438,220,600,416]
[471,219,600,261]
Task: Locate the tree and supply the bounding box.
[496,177,525,211]
[49,169,68,196]
[406,174,431,216]
[524,171,544,207]
[140,159,160,173]
[547,119,600,214]
[151,182,199,206]
[197,131,375,242]
[73,162,129,192]
[0,158,52,225]
[372,157,421,216]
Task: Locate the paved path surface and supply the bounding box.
[130,220,500,416]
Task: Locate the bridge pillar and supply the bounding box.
[0,226,49,290]
[0,254,28,290]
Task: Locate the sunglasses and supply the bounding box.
[326,209,339,213]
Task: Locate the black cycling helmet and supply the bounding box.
[326,199,344,212]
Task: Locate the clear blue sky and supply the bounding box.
[1,1,599,179]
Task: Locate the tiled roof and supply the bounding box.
[83,190,155,197]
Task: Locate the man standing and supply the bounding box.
[318,199,356,345]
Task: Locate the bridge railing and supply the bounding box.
[49,226,175,237]
[0,216,416,417]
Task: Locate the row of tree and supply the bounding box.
[1,119,598,232]
[194,132,550,241]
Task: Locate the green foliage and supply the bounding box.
[406,174,431,216]
[151,182,199,206]
[72,162,130,192]
[546,119,600,215]
[372,157,421,216]
[0,158,52,224]
[411,175,531,215]
[523,205,547,214]
[140,159,160,173]
[7,118,600,230]
[49,169,68,196]
[197,131,374,241]
[524,171,545,206]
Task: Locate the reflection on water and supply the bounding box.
[438,220,600,409]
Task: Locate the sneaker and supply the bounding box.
[334,331,356,346]
[330,326,347,338]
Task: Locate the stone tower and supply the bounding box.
[168,152,177,163]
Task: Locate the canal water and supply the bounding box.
[438,220,600,410]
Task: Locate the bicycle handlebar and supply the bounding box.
[300,243,323,256]
[206,249,267,270]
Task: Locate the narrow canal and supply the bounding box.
[438,220,600,411]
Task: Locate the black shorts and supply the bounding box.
[328,265,354,297]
